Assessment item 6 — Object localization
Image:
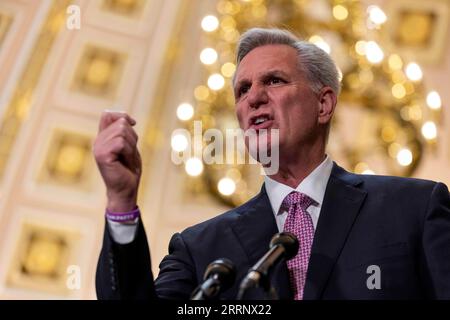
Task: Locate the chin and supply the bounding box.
[245,129,280,164]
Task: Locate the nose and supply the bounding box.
[247,84,268,109]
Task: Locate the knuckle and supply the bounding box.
[117,137,128,151]
[94,149,107,162]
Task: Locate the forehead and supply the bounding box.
[235,44,300,82]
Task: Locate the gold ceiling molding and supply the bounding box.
[0,12,12,48]
[71,44,127,99]
[102,0,146,18]
[0,0,71,180]
[138,0,192,202]
[383,0,449,65]
[6,221,79,296]
[37,128,93,188]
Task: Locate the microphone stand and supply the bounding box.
[236,269,279,300]
[191,274,221,300]
[236,232,298,300]
[190,258,236,300]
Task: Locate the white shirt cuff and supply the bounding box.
[107,218,139,244]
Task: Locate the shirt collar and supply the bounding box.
[264,155,333,216]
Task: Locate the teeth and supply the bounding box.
[254,116,268,124]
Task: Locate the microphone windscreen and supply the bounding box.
[270,232,299,259]
[204,258,236,290]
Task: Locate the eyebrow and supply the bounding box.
[235,69,290,89]
[261,70,290,81]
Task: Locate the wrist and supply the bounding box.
[107,194,137,213]
[106,206,140,222]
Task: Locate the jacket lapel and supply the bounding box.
[303,163,367,299]
[231,185,293,299]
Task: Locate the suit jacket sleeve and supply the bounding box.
[422,182,450,299]
[154,232,198,299]
[96,218,197,300]
[96,219,156,299]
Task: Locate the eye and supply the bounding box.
[238,84,250,96]
[267,77,285,85]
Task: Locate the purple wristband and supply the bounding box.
[106,207,140,222]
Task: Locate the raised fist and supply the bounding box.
[93,111,141,212]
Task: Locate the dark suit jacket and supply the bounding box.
[96,163,450,299]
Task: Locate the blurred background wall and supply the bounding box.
[0,0,448,299]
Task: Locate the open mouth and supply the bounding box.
[249,114,274,130]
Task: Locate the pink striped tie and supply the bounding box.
[282,191,316,300]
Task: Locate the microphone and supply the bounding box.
[237,232,299,299]
[191,258,236,300]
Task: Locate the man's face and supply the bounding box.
[234,44,323,160]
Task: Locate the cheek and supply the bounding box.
[277,107,312,139]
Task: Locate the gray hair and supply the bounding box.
[233,28,341,96]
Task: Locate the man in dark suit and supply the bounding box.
[94,28,450,299]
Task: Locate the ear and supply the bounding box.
[317,86,337,125]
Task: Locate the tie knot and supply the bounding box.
[282,191,316,211]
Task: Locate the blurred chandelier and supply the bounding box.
[173,0,443,207]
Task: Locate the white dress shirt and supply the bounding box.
[109,156,333,244]
[264,156,333,232]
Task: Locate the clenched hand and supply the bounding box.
[93,111,141,212]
